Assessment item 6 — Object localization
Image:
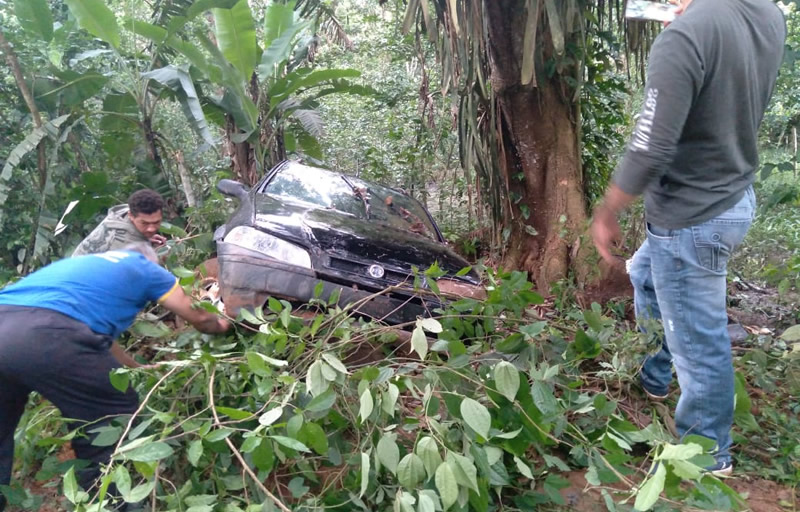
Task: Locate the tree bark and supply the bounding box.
[485,0,591,288]
[175,150,197,207]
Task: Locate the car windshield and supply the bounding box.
[261,164,439,241]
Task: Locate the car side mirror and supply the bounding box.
[217,179,249,200]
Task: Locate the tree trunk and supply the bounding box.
[175,150,197,207]
[485,0,591,289]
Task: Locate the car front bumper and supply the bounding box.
[216,242,435,325]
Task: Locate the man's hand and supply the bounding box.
[591,205,622,265]
[150,234,167,248]
[665,0,693,25]
[591,184,636,265]
[161,286,233,334]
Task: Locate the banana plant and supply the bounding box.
[128,0,374,184]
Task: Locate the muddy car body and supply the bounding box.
[213,161,482,324]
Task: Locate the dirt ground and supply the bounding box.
[558,470,798,512]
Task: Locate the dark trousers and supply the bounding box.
[0,306,138,510]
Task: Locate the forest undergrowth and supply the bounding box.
[3,239,799,512]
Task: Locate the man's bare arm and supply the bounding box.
[160,285,231,334]
[110,341,142,368]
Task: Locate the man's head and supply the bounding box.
[128,189,164,239]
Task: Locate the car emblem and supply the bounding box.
[367,264,385,279]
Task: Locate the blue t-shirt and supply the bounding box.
[0,251,178,338]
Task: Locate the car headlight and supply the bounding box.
[224,226,312,269]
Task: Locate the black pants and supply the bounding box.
[0,306,138,510]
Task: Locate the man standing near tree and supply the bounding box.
[591,0,785,475]
[73,189,168,256]
[0,243,230,510]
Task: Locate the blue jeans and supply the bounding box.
[630,187,755,465]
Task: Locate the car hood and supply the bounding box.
[252,195,476,280]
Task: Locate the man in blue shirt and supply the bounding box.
[0,244,230,509]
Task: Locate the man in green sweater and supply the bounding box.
[591,0,785,475]
[73,189,167,256]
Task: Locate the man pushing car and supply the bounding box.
[0,243,230,510]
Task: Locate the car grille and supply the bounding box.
[327,257,413,286]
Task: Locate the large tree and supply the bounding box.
[403,0,645,287]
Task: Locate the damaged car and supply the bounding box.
[213,160,483,324]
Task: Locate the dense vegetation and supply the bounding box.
[0,0,798,511]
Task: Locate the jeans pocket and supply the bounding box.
[646,223,674,239]
[691,220,750,272]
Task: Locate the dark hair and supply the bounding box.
[128,189,164,216]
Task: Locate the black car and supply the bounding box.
[213,160,483,324]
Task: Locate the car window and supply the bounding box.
[262,164,439,241]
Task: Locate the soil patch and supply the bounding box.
[558,470,798,512]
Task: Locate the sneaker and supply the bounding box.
[640,382,668,402]
[705,461,733,477]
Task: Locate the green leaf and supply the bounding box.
[90,425,122,447]
[306,360,329,397]
[131,320,172,338]
[359,388,374,422]
[14,0,53,41]
[514,455,534,479]
[447,453,479,492]
[187,440,203,466]
[322,353,349,374]
[397,453,426,488]
[460,397,491,439]
[634,463,666,511]
[1,115,69,182]
[258,407,283,427]
[109,369,130,393]
[410,325,428,360]
[418,492,436,512]
[125,481,155,503]
[418,317,443,333]
[670,459,702,479]
[124,19,167,43]
[141,66,215,146]
[382,383,400,417]
[494,361,520,402]
[257,18,309,79]
[360,452,370,497]
[205,428,233,443]
[300,422,328,455]
[215,406,252,421]
[519,321,547,340]
[64,0,120,48]
[185,0,240,20]
[269,435,310,452]
[377,433,400,475]
[305,389,336,413]
[213,0,257,80]
[435,462,458,511]
[583,310,604,332]
[320,361,337,381]
[120,442,174,462]
[252,439,275,472]
[63,466,79,503]
[655,443,703,461]
[416,437,442,479]
[531,381,559,416]
[733,372,759,431]
[780,324,800,342]
[264,1,296,48]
